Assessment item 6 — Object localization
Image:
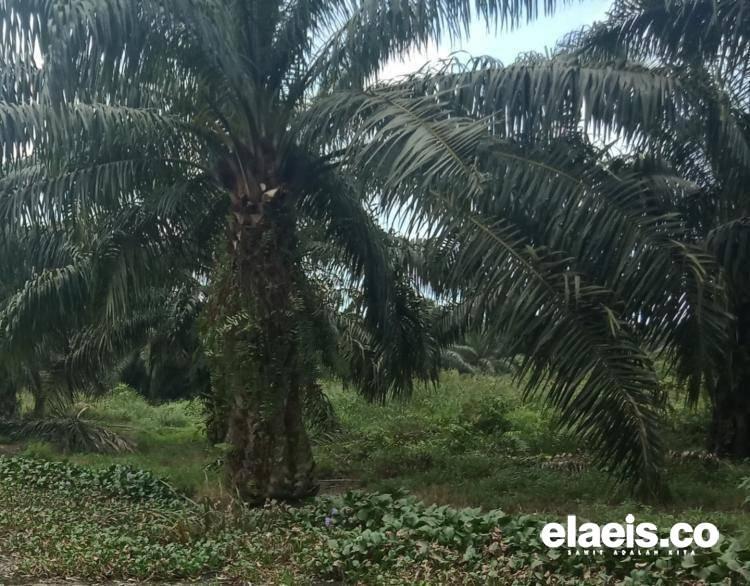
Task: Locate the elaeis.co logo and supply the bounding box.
[540,515,719,556]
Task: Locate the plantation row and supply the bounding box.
[0,0,748,502]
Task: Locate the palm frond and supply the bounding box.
[708,218,750,292]
[308,0,571,90]
[8,406,134,454]
[303,382,340,438]
[561,0,750,79]
[389,54,687,144]
[301,169,440,401]
[303,84,671,488]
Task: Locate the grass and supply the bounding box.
[315,372,750,544]
[2,372,750,582]
[22,385,225,496]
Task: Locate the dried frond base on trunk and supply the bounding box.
[203,194,318,502]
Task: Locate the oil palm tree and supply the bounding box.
[304,86,686,493]
[309,0,747,482]
[0,216,206,414]
[300,0,750,489]
[441,330,516,375]
[560,0,750,456]
[0,0,573,501]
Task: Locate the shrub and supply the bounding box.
[0,457,183,505]
[10,407,135,454]
[1,461,750,584]
[289,490,750,584]
[154,403,191,428]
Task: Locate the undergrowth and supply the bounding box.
[0,457,749,584]
[3,373,750,582]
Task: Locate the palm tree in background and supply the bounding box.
[0,0,574,502]
[0,216,206,412]
[442,330,516,375]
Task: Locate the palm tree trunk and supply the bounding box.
[710,384,750,457]
[218,190,316,503]
[710,301,750,457]
[0,368,18,419]
[226,376,314,502]
[29,369,45,418]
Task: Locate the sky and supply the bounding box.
[380,0,612,79]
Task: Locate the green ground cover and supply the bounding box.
[1,372,749,583]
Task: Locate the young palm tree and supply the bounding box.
[0,0,570,501]
[441,330,516,375]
